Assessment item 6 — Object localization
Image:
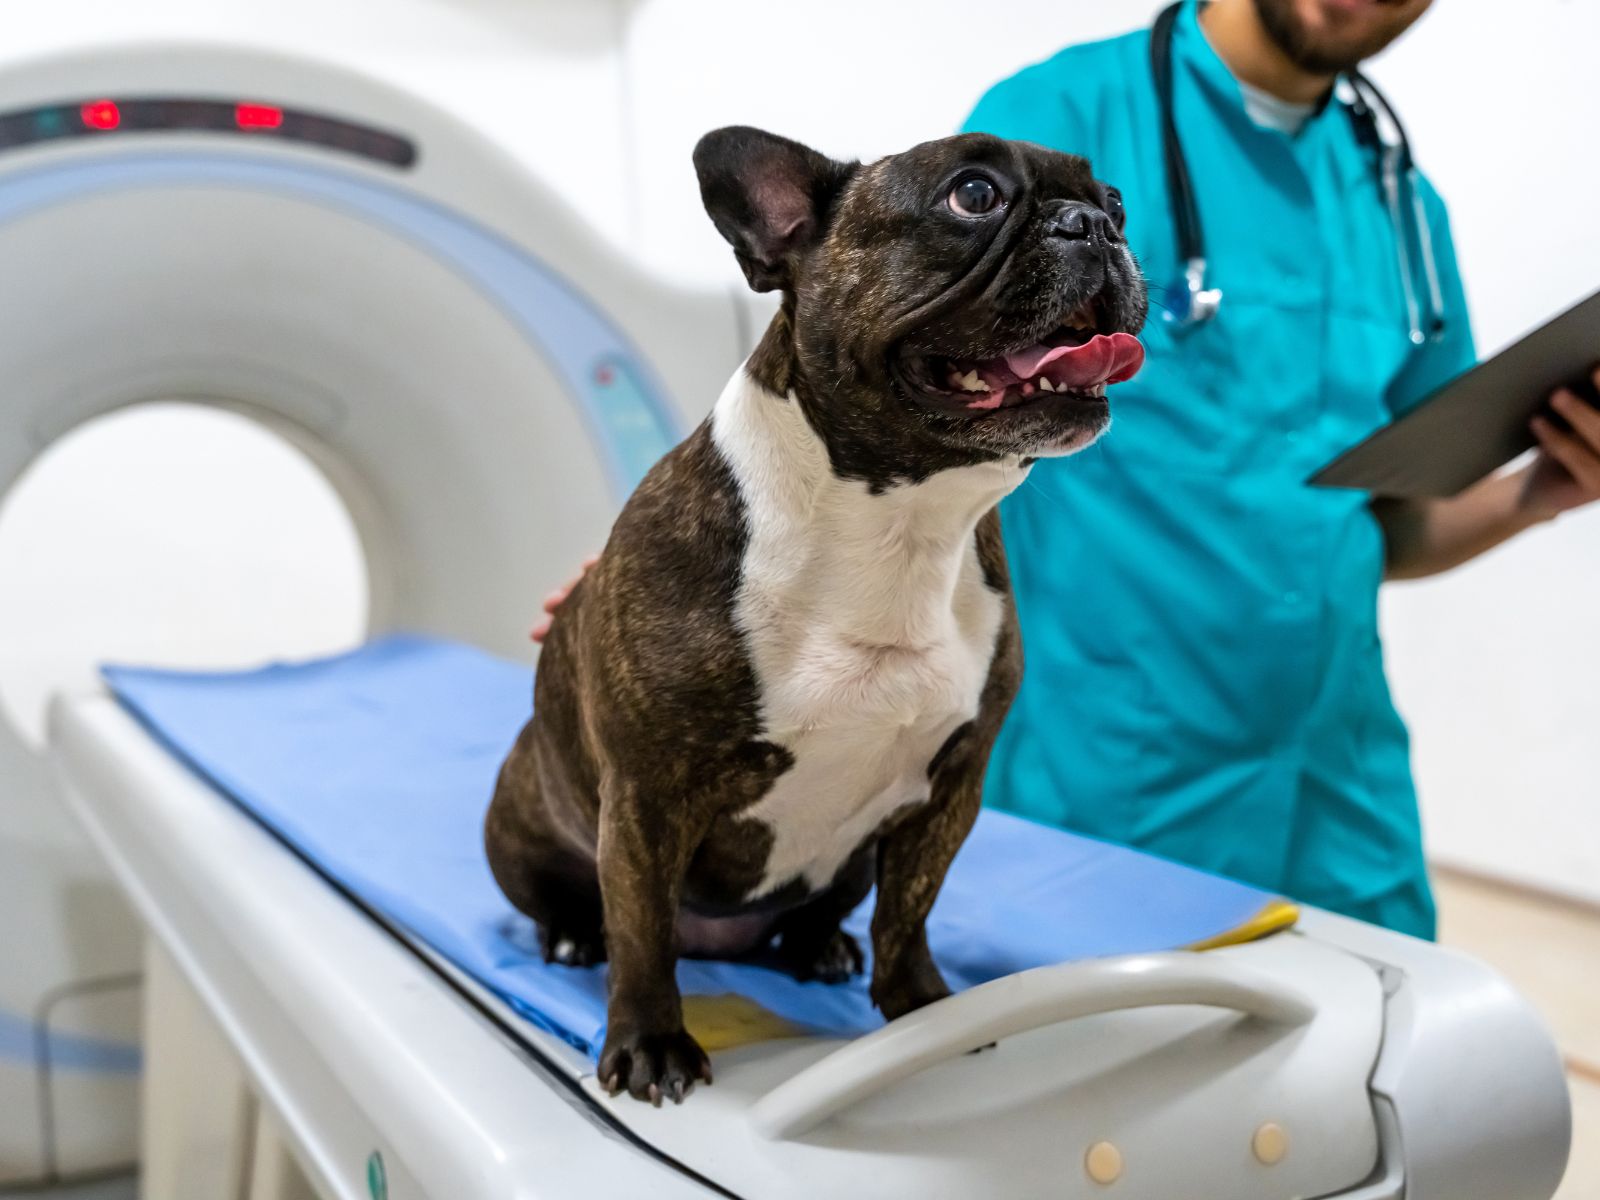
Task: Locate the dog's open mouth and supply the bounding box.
[914,302,1145,412]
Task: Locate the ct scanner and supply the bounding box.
[0,36,741,1188]
[0,26,1577,1200]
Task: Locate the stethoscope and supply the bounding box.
[1151,0,1447,344]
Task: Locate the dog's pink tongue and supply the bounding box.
[1002,332,1145,389]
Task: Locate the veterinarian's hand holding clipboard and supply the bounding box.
[1312,288,1600,505]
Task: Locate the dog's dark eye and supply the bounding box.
[1102,187,1126,231]
[949,175,1002,217]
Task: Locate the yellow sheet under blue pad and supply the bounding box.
[103,636,1296,1059]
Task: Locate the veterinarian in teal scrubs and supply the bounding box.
[965,0,1600,937]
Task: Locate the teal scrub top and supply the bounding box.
[963,0,1476,939]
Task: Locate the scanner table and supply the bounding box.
[44,637,1572,1199]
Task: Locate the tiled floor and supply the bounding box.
[7,1175,136,1200]
[1435,869,1600,1200]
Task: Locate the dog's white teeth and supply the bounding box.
[956,370,988,393]
[1037,377,1055,392]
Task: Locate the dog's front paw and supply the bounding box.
[870,966,952,1023]
[598,1028,713,1105]
[777,928,864,984]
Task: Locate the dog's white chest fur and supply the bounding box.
[711,369,1023,899]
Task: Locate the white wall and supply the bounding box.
[1371,1,1600,902]
[1,0,1594,900]
[615,0,1142,287]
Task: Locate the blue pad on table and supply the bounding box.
[104,636,1295,1059]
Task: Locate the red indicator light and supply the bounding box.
[235,103,284,130]
[80,100,120,131]
[595,364,615,386]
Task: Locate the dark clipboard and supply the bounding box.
[1310,287,1600,497]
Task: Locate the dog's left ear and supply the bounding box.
[694,126,858,293]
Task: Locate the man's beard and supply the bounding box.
[1251,0,1399,74]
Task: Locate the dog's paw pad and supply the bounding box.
[598,1029,713,1104]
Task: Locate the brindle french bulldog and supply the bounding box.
[486,125,1146,1104]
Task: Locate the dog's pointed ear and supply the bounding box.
[694,126,858,293]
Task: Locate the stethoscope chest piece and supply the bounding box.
[1163,255,1223,330]
[1148,0,1446,342]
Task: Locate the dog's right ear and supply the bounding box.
[693,126,858,293]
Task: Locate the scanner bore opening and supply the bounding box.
[0,400,368,748]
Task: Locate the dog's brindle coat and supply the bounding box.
[486,127,1146,1103]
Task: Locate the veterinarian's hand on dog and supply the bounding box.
[529,553,598,644]
[1523,368,1600,520]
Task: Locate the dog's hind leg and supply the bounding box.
[772,844,873,983]
[496,846,607,967]
[485,738,607,967]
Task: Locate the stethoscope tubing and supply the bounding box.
[1151,0,1446,341]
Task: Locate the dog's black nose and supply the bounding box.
[1049,201,1121,248]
